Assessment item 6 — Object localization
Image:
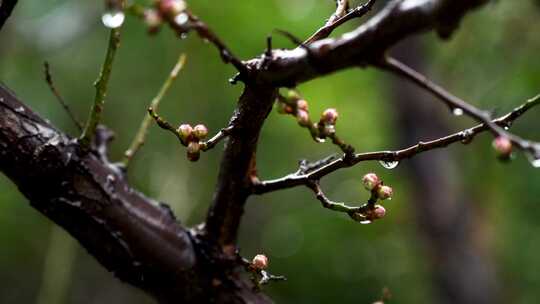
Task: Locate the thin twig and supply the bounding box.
[378,56,540,159]
[122,53,187,168]
[43,62,83,132]
[148,107,233,151]
[253,95,540,194]
[304,0,378,45]
[80,28,121,149]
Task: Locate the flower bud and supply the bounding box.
[177,124,192,142]
[296,110,310,127]
[186,141,200,161]
[158,0,186,17]
[252,254,269,270]
[193,124,208,139]
[297,99,309,111]
[362,173,381,191]
[286,90,300,102]
[321,108,339,125]
[144,9,162,30]
[492,136,512,159]
[365,205,386,221]
[377,185,393,200]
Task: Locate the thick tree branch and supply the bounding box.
[0,85,273,303]
[205,85,277,247]
[253,95,540,195]
[247,0,487,86]
[0,0,17,30]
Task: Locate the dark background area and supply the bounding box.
[0,1,539,303]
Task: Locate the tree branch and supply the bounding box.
[253,95,540,195]
[377,56,540,159]
[0,0,17,31]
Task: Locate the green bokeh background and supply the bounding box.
[0,1,539,303]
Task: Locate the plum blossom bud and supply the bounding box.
[159,0,186,17]
[287,90,300,102]
[186,141,200,161]
[492,136,512,159]
[193,124,208,139]
[362,173,381,191]
[296,110,310,127]
[144,9,162,30]
[321,108,338,125]
[373,205,386,219]
[252,254,269,270]
[177,124,192,142]
[377,185,393,200]
[297,99,309,111]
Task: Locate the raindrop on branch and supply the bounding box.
[379,160,399,170]
[102,10,125,29]
[452,108,464,116]
[528,154,540,168]
[360,220,372,225]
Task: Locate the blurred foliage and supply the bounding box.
[0,0,539,303]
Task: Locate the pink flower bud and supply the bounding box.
[362,173,381,191]
[377,185,393,200]
[193,124,208,139]
[297,99,309,111]
[177,124,192,142]
[158,0,186,17]
[321,108,339,125]
[186,141,200,161]
[296,110,310,127]
[144,9,162,29]
[252,254,269,270]
[373,205,386,219]
[492,136,512,159]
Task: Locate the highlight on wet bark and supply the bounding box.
[148,107,233,162]
[275,89,355,156]
[122,53,187,168]
[79,28,122,150]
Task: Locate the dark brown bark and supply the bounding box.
[0,86,271,304]
[389,39,499,304]
[0,0,493,303]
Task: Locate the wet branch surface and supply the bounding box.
[3,0,537,303]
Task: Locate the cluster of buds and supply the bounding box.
[251,254,269,270]
[143,0,189,33]
[177,123,208,161]
[492,136,513,160]
[361,173,394,222]
[277,90,341,142]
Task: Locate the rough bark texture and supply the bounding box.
[389,40,499,304]
[0,0,491,303]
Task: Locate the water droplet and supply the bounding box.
[379,160,399,170]
[180,32,189,39]
[503,126,509,131]
[527,154,540,168]
[102,10,125,29]
[360,220,372,225]
[314,137,326,143]
[174,12,189,26]
[461,129,474,144]
[452,108,464,116]
[15,106,25,113]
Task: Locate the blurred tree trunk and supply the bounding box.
[388,39,499,304]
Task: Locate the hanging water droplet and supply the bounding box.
[360,220,372,225]
[102,10,125,28]
[15,106,25,113]
[379,160,399,170]
[174,12,189,26]
[452,108,464,116]
[314,137,326,143]
[528,154,540,168]
[180,32,189,39]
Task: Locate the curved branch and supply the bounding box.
[253,95,540,195]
